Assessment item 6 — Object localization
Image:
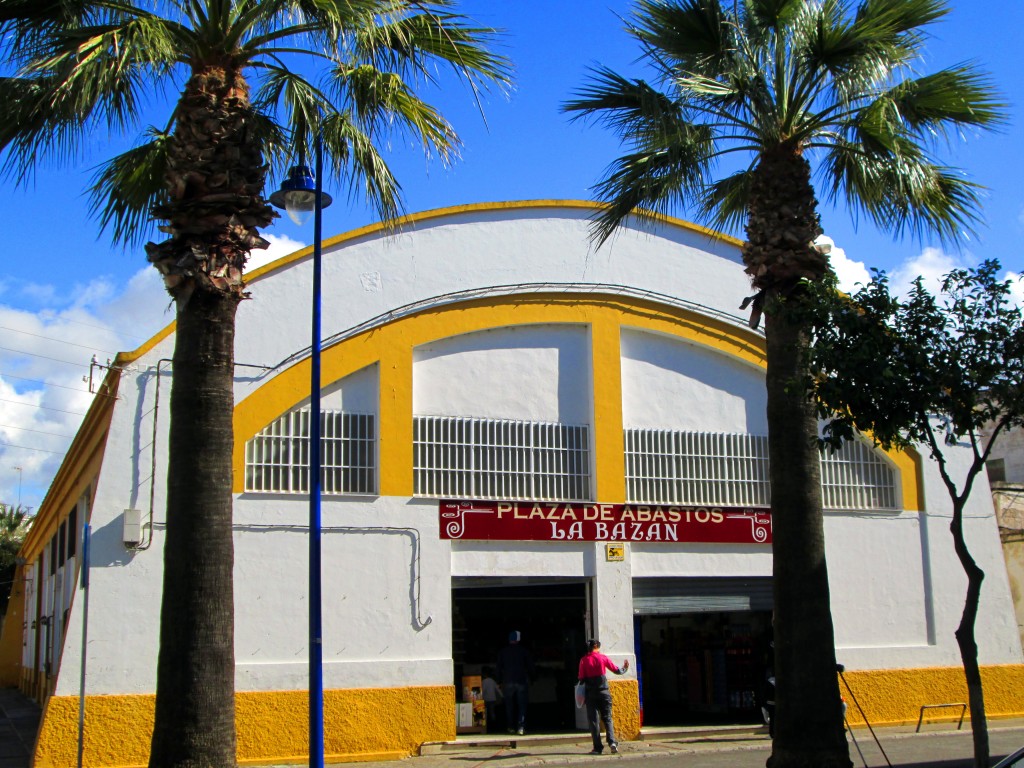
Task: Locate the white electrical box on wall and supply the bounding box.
[123,508,142,548]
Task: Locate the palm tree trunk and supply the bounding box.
[146,63,274,768]
[950,497,989,768]
[745,146,850,768]
[150,289,238,768]
[764,308,849,768]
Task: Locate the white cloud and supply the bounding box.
[1007,272,1024,308]
[827,243,872,294]
[246,233,307,272]
[823,238,1024,311]
[889,247,966,297]
[0,235,305,513]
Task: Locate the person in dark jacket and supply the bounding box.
[497,630,534,734]
[577,638,629,754]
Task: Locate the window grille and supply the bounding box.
[819,439,897,510]
[625,430,771,506]
[414,416,591,501]
[626,429,897,511]
[245,410,375,495]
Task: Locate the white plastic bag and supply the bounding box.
[574,684,586,709]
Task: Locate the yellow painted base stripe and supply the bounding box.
[610,679,640,740]
[31,667,1024,767]
[35,686,455,768]
[840,665,1024,727]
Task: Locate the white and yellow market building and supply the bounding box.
[3,201,1022,768]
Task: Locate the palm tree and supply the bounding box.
[0,2,509,767]
[563,1,1002,766]
[0,503,31,616]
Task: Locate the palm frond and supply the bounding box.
[348,3,511,89]
[746,0,805,29]
[320,110,403,222]
[88,129,169,247]
[699,168,754,233]
[823,137,984,245]
[880,66,1007,136]
[0,13,183,184]
[0,0,101,59]
[589,121,715,246]
[254,64,331,164]
[563,67,695,144]
[333,62,459,163]
[630,0,734,79]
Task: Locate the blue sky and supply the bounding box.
[1,0,1023,511]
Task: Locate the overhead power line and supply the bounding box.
[0,371,92,394]
[0,423,75,439]
[0,398,87,417]
[0,345,92,368]
[0,442,65,454]
[0,325,119,357]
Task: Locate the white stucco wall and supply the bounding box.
[621,329,768,434]
[50,204,1022,701]
[414,325,591,424]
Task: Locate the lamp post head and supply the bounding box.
[270,164,333,226]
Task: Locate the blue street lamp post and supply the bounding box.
[270,139,333,768]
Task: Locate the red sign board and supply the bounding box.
[439,500,772,544]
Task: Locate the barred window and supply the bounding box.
[819,439,897,510]
[245,410,376,495]
[414,416,591,501]
[625,431,770,506]
[626,429,897,511]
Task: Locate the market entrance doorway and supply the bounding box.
[452,578,589,734]
[633,577,773,727]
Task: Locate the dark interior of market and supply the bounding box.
[452,581,588,733]
[635,610,773,727]
[451,580,773,733]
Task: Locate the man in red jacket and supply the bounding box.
[577,639,630,754]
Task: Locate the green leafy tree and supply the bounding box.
[563,1,1003,765]
[806,261,1024,768]
[0,504,31,616]
[0,2,509,767]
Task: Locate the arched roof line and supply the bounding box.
[115,200,742,368]
[244,199,744,286]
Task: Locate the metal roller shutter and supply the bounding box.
[632,576,773,615]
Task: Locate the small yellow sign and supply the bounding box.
[605,543,625,561]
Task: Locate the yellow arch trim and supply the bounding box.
[232,292,922,510]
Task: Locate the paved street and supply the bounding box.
[396,722,1024,768]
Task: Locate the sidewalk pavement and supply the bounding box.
[0,689,40,768]
[389,718,1024,768]
[0,686,1019,768]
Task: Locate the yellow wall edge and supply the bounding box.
[840,665,1024,727]
[35,686,456,768]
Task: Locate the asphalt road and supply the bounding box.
[401,724,1024,768]
[611,727,1022,767]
